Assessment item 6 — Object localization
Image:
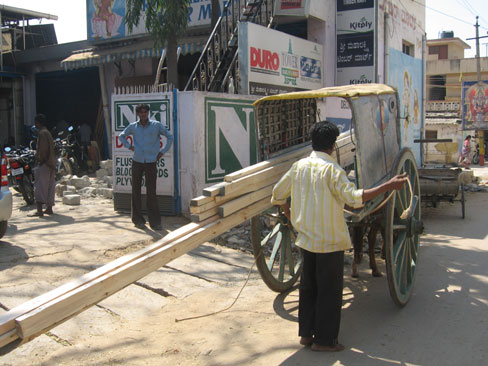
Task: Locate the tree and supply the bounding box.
[125,0,191,89]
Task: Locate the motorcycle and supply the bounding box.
[472,142,487,165]
[54,126,81,179]
[3,146,36,205]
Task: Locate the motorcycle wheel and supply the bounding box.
[472,152,479,165]
[20,174,35,205]
[58,158,72,178]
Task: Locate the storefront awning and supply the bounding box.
[61,38,206,71]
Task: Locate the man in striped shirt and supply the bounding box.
[271,121,407,352]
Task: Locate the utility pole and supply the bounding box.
[475,17,484,166]
[467,17,487,165]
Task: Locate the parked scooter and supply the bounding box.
[472,142,487,165]
[3,146,36,205]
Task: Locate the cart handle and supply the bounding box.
[344,178,414,220]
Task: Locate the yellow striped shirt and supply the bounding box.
[271,151,364,253]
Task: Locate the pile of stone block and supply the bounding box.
[56,160,113,205]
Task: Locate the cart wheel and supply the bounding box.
[251,207,303,292]
[385,148,423,307]
[460,183,465,219]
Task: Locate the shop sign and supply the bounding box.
[205,98,257,183]
[111,95,174,194]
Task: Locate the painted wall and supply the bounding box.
[178,92,258,215]
[378,0,425,163]
[389,48,423,162]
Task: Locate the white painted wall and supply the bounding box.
[177,91,258,216]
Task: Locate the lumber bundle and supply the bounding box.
[190,144,312,222]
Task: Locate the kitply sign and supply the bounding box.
[336,0,376,86]
[239,22,323,95]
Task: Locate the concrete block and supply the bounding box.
[70,176,91,189]
[103,175,113,188]
[55,184,68,197]
[79,187,97,197]
[98,188,113,199]
[100,160,113,175]
[62,185,77,196]
[63,194,81,205]
[96,169,108,178]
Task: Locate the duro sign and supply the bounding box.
[205,98,257,183]
[250,47,280,75]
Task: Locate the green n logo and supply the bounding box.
[205,98,257,183]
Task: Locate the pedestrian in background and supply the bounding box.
[31,114,56,217]
[459,135,472,169]
[118,104,173,231]
[271,121,407,352]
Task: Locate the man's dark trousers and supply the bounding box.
[131,160,160,228]
[298,249,344,346]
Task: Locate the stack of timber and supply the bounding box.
[189,144,313,222]
[0,134,355,353]
[0,144,310,354]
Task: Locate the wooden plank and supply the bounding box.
[0,218,217,346]
[202,182,228,197]
[190,208,219,222]
[214,170,282,204]
[190,195,214,207]
[14,199,273,343]
[189,193,235,214]
[220,161,293,197]
[223,144,312,182]
[219,185,273,217]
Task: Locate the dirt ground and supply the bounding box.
[1,169,488,365]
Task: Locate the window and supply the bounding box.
[428,45,448,59]
[402,40,414,57]
[425,130,438,139]
[429,46,439,55]
[428,75,446,101]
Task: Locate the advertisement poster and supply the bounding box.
[462,81,488,130]
[239,22,323,95]
[111,94,174,195]
[88,0,228,42]
[273,0,306,16]
[388,48,422,163]
[336,0,375,86]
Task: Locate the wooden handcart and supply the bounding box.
[251,84,423,307]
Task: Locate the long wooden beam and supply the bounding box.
[0,217,217,347]
[11,199,272,345]
[223,144,312,182]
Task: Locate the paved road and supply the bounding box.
[0,169,487,365]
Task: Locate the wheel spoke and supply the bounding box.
[267,232,282,271]
[393,224,407,230]
[395,241,406,292]
[393,231,407,265]
[285,232,295,276]
[278,235,287,281]
[261,223,281,247]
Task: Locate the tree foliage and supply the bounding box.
[125,0,191,49]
